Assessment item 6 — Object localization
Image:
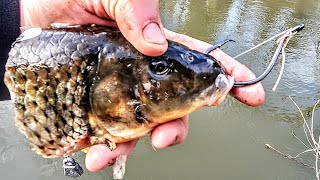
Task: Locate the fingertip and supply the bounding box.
[85,145,114,172]
[85,140,138,172]
[151,117,189,149]
[115,0,168,56]
[151,128,178,149]
[141,22,168,56]
[231,84,266,106]
[118,19,168,57]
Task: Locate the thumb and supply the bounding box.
[113,0,168,56]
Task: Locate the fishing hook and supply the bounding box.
[205,23,305,87]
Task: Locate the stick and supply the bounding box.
[265,143,316,170]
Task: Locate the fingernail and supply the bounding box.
[143,22,166,44]
[167,135,179,147]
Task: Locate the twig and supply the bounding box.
[265,97,320,180]
[265,143,316,170]
[289,96,315,148]
[291,130,311,149]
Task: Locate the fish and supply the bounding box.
[4,26,233,158]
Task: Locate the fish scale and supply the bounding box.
[6,60,90,157]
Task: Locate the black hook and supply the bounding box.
[233,23,304,87]
[205,23,305,88]
[205,39,236,54]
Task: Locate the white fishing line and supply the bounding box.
[272,31,294,91]
[233,27,296,59]
[272,46,286,91]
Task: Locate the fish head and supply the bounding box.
[136,41,234,123]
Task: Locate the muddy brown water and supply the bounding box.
[1,0,320,179]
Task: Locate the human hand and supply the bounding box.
[20,0,265,172]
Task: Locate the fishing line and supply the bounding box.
[233,24,304,59]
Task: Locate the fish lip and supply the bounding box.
[207,74,234,106]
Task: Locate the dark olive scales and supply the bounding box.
[5,26,233,158]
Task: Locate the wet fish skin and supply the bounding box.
[4,26,231,158]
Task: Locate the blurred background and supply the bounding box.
[1,0,320,179]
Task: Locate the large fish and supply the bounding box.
[4,26,233,158]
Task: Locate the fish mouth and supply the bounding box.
[206,74,234,106]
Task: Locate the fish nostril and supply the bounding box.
[180,53,194,63]
[186,54,194,62]
[177,85,187,95]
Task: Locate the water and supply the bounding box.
[1,0,320,179]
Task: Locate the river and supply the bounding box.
[1,0,320,179]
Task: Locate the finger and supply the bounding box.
[85,139,138,172]
[151,116,189,149]
[110,0,168,56]
[164,29,265,106]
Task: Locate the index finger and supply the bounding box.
[164,29,265,106]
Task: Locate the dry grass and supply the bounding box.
[266,97,320,180]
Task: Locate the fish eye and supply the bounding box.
[149,58,170,76]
